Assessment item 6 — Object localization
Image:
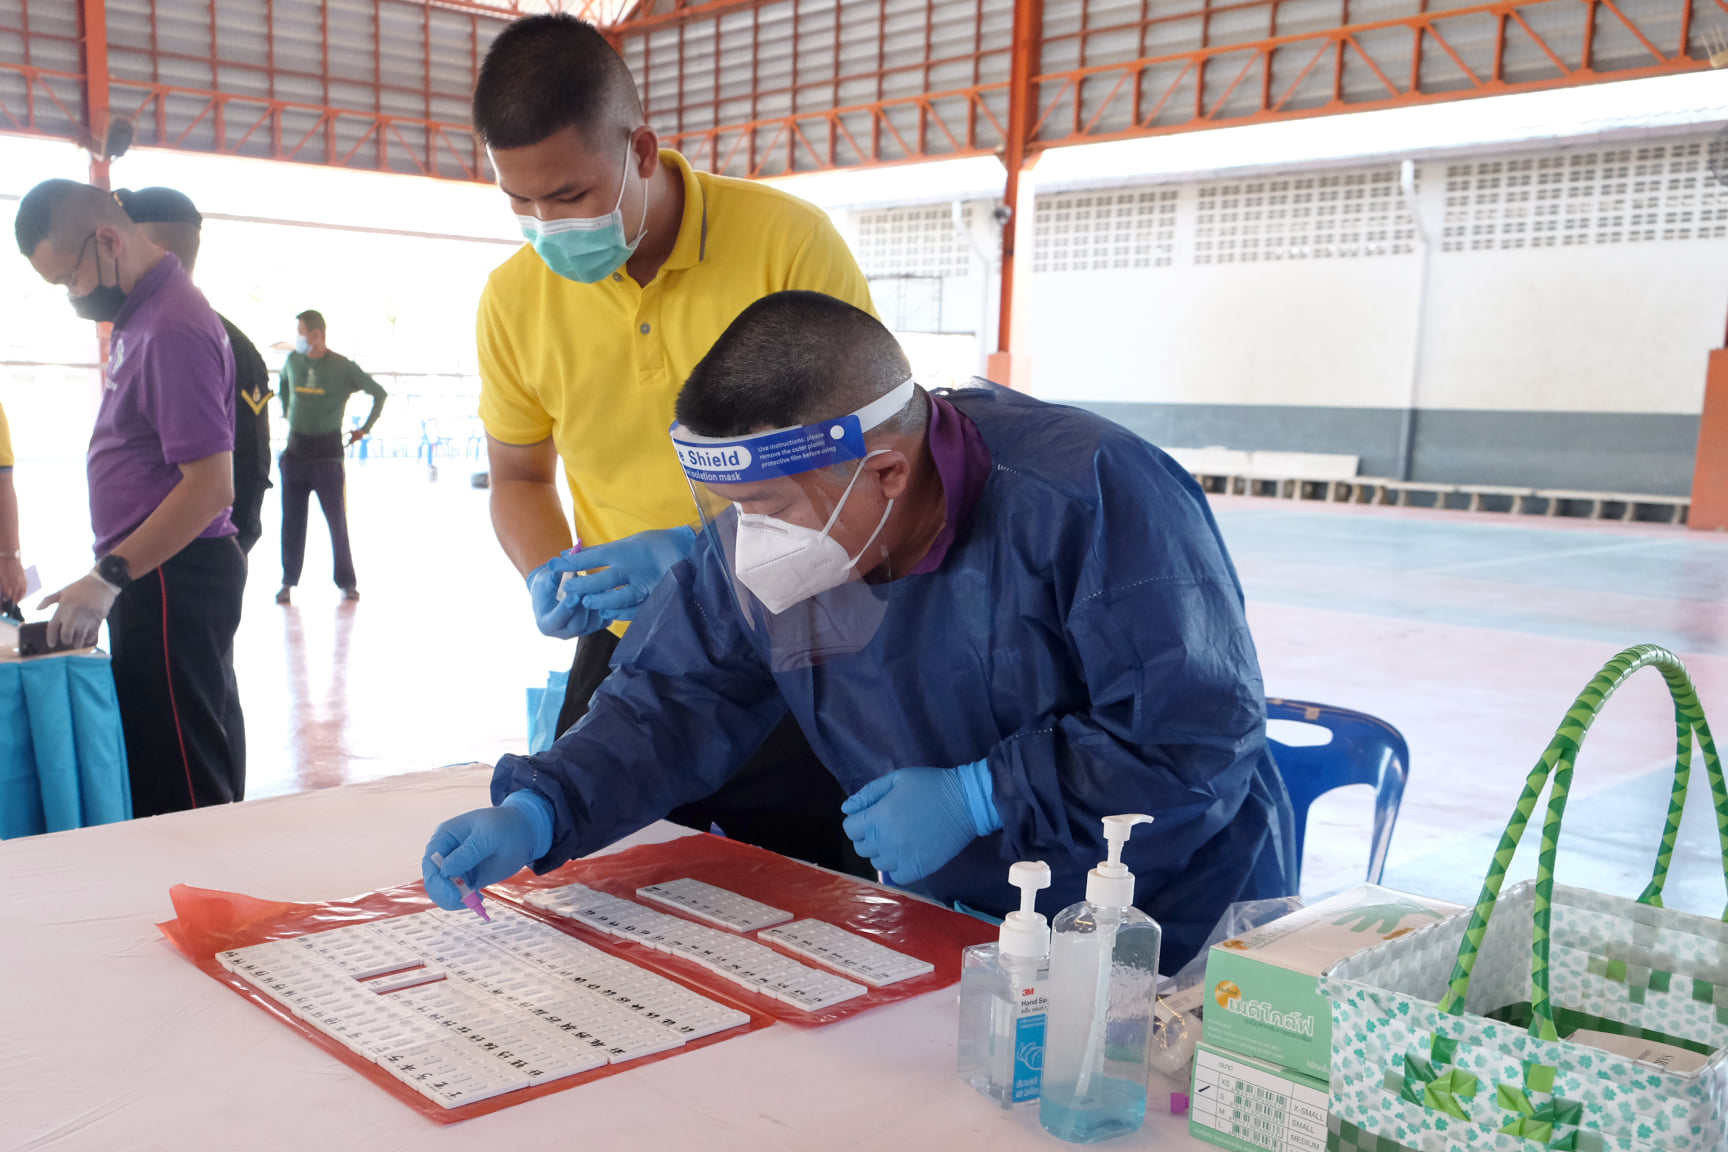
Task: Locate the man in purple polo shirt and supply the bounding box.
[15,178,247,817]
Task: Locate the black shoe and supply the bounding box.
[341,587,360,602]
[275,586,292,605]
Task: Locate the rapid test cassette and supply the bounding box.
[217,904,749,1109]
[757,919,934,987]
[526,883,868,1011]
[636,878,793,933]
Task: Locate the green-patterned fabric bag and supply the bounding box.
[1320,645,1728,1152]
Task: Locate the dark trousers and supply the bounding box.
[558,628,873,878]
[232,462,271,555]
[280,448,356,589]
[108,535,246,817]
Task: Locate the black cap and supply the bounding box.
[115,186,202,228]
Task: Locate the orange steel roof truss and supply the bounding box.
[0,0,1716,183]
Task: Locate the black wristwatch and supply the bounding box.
[97,554,132,590]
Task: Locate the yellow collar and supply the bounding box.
[658,150,709,273]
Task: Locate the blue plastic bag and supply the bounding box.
[526,669,569,754]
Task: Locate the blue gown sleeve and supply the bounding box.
[983,446,1289,906]
[490,532,788,870]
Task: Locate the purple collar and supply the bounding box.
[111,253,180,331]
[908,393,992,576]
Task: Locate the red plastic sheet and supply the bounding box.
[493,832,997,1026]
[156,833,995,1122]
[156,874,777,1124]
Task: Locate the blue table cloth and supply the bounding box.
[0,652,131,838]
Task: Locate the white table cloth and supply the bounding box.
[0,765,1210,1151]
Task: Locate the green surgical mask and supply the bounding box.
[516,140,649,283]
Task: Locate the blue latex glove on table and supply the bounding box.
[557,526,697,623]
[421,791,555,910]
[840,760,1000,883]
[528,554,608,640]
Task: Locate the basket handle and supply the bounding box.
[1436,645,1727,1041]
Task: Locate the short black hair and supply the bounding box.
[15,178,127,257]
[117,186,203,271]
[296,309,326,332]
[472,14,642,150]
[676,292,919,439]
[114,186,202,227]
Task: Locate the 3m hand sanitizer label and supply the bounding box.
[1011,985,1048,1103]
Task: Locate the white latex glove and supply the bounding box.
[39,570,121,649]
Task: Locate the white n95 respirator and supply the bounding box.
[732,452,893,615]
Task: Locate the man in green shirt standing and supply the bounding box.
[276,309,386,604]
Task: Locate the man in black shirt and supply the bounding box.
[116,187,273,557]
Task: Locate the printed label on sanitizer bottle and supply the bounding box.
[1011,984,1048,1103]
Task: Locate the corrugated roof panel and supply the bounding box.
[1506,3,1585,79]
[1208,4,1275,50]
[1597,0,1681,72]
[1,0,80,53]
[1134,59,1198,127]
[1340,29,1405,103]
[105,3,160,84]
[213,65,272,100]
[1274,0,1349,38]
[428,6,485,84]
[0,0,1703,181]
[325,4,377,88]
[638,0,1013,174]
[216,1,271,70]
[74,0,494,178]
[0,0,84,141]
[378,7,428,95]
[1037,0,1082,47]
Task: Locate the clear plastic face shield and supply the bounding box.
[670,378,919,670]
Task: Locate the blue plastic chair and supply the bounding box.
[1265,698,1408,886]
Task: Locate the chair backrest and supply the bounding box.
[1265,698,1409,887]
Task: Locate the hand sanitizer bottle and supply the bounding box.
[1039,814,1162,1144]
[957,860,1052,1107]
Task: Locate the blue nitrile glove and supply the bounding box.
[840,760,1000,883]
[528,555,607,639]
[420,791,555,909]
[558,526,697,623]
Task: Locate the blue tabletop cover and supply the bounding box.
[0,653,132,838]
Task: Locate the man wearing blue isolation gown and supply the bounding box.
[422,291,1295,970]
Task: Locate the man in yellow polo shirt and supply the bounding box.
[0,402,23,607]
[472,14,876,875]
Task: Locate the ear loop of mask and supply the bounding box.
[625,134,651,248]
[71,233,100,296]
[818,449,894,568]
[525,133,651,240]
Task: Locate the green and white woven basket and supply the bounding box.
[1320,644,1728,1152]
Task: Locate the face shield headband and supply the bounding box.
[669,377,918,488]
[668,377,917,635]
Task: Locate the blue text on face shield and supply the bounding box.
[676,444,753,472]
[672,417,868,484]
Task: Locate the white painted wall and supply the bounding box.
[851,132,1728,422]
[1028,260,1422,410]
[1418,244,1728,415]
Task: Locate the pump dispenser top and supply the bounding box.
[1085,814,1153,908]
[999,860,1053,959]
